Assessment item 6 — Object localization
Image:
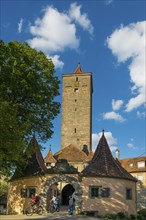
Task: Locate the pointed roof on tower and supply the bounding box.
[12,136,47,179]
[44,148,57,163]
[82,130,136,181]
[74,62,83,74]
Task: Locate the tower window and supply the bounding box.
[75,128,76,133]
[76,77,78,81]
[75,99,77,102]
[74,88,78,92]
[126,188,132,200]
[75,108,77,111]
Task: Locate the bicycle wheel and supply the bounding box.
[36,206,43,215]
[49,205,55,213]
[25,206,33,216]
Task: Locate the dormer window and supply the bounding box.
[137,161,145,168]
[129,163,134,168]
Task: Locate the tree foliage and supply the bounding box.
[0,40,60,175]
[0,178,9,197]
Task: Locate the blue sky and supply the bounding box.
[1,0,146,159]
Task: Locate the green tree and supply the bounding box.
[0,40,60,175]
[0,178,9,197]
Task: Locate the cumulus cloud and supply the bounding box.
[48,55,64,70]
[127,142,138,150]
[103,111,125,122]
[69,2,94,35]
[92,131,117,152]
[112,99,124,111]
[28,6,79,53]
[107,21,146,112]
[27,3,93,69]
[18,18,23,33]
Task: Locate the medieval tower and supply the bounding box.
[61,65,93,153]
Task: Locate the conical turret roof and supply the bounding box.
[44,148,56,163]
[12,136,47,179]
[82,131,136,181]
[74,63,83,74]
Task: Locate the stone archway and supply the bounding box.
[40,175,83,212]
[62,183,75,205]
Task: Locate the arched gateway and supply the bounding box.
[40,175,83,212]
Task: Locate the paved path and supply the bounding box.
[0,211,104,220]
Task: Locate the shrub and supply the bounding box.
[117,212,126,219]
[137,209,146,217]
[129,214,136,220]
[102,213,117,219]
[136,214,145,220]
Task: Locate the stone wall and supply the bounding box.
[61,73,92,152]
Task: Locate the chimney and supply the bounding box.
[115,149,120,160]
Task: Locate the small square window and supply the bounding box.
[89,186,100,198]
[137,174,143,181]
[126,188,132,200]
[137,161,145,168]
[27,187,36,198]
[74,88,78,92]
[101,188,110,198]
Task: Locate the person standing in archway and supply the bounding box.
[68,196,74,215]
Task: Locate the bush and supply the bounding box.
[117,212,126,219]
[101,213,117,219]
[137,209,146,217]
[136,214,145,220]
[129,214,136,220]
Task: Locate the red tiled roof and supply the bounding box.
[82,132,136,181]
[120,156,146,173]
[44,149,57,163]
[87,150,94,161]
[74,65,83,74]
[54,144,88,162]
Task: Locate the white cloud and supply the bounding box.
[103,111,125,122]
[18,18,23,33]
[48,55,64,70]
[112,99,124,111]
[107,21,146,112]
[127,143,137,150]
[69,2,94,35]
[28,6,79,54]
[27,4,93,69]
[92,131,117,152]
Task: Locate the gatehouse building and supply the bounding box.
[7,65,137,216]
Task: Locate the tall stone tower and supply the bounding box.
[61,65,92,153]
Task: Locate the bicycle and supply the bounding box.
[24,203,43,216]
[48,202,60,213]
